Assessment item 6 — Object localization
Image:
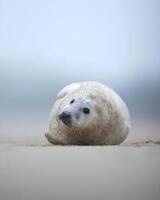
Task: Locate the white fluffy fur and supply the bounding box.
[45,81,131,145]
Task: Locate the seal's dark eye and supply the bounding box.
[83,107,90,114]
[70,99,75,104]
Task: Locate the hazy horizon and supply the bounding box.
[0,0,160,140]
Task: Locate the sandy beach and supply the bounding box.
[0,142,160,200]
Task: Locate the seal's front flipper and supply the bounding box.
[45,132,64,145]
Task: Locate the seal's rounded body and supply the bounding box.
[45,81,131,145]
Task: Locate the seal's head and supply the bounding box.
[58,94,104,130]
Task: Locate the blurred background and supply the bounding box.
[0,0,160,143]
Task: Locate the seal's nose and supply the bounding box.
[59,112,71,125]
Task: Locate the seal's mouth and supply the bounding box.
[62,119,72,126]
[59,112,72,126]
